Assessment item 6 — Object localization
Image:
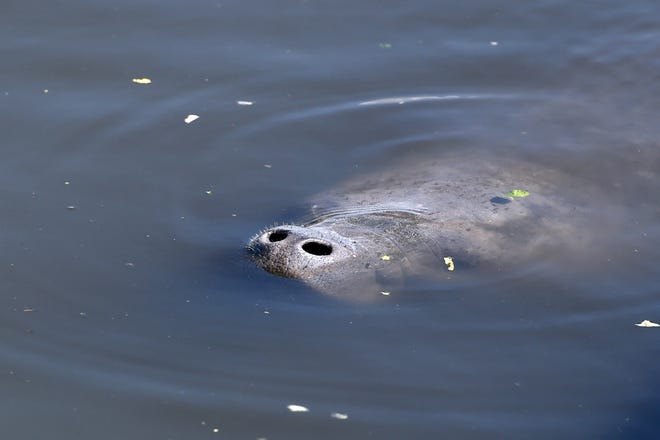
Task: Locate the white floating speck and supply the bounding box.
[132,77,152,84]
[287,404,309,413]
[264,164,272,168]
[635,320,660,327]
[380,291,391,296]
[331,412,348,420]
[490,41,499,46]
[184,114,200,124]
[237,100,254,106]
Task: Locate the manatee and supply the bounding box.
[247,150,592,300]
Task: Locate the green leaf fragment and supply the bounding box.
[506,189,530,198]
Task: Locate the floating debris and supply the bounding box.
[264,164,272,169]
[23,307,35,313]
[379,42,392,49]
[237,100,254,106]
[132,78,152,84]
[380,255,391,261]
[635,320,660,327]
[66,205,77,211]
[184,114,199,124]
[287,404,309,413]
[443,256,455,271]
[506,189,530,199]
[331,412,348,420]
[205,190,213,195]
[490,41,499,46]
[380,291,391,296]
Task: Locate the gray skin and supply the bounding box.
[248,151,589,300]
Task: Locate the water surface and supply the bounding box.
[1,0,659,438]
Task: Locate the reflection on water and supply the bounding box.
[1,0,659,438]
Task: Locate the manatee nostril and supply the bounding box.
[301,241,333,256]
[268,229,289,242]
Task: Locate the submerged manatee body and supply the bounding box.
[248,151,587,299]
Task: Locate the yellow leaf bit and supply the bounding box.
[506,189,530,198]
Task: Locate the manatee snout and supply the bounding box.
[262,228,334,256]
[247,225,358,279]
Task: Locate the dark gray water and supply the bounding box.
[2,1,660,438]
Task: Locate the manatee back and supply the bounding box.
[310,152,591,269]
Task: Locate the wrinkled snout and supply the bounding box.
[247,224,357,278]
[260,227,334,256]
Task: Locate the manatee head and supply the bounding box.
[246,153,589,300]
[247,210,446,299]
